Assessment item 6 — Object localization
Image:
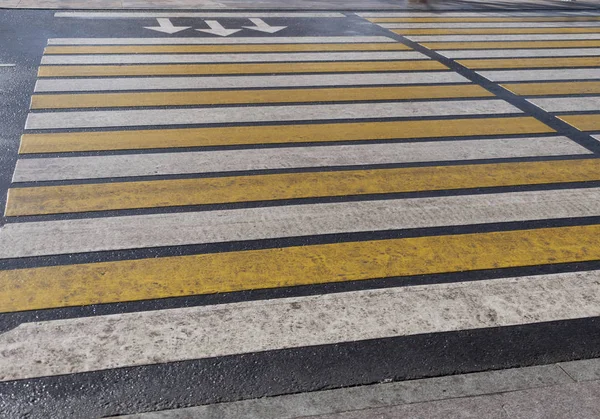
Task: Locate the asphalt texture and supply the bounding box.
[1,7,600,418]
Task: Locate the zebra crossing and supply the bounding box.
[2,12,600,415]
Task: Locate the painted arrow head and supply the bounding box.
[243,18,287,33]
[196,20,242,37]
[144,18,190,34]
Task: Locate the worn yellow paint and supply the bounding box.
[560,114,600,131]
[422,40,600,50]
[368,17,600,23]
[458,57,600,69]
[503,81,600,96]
[31,84,493,109]
[6,159,599,216]
[393,28,600,35]
[44,43,411,54]
[1,224,599,313]
[19,117,554,153]
[38,60,447,77]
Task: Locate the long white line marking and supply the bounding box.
[381,22,600,28]
[479,69,600,82]
[407,34,600,41]
[25,100,522,130]
[47,37,394,45]
[34,72,468,92]
[0,64,15,67]
[40,51,426,65]
[2,270,599,381]
[55,12,346,18]
[25,100,520,130]
[2,188,599,258]
[441,48,600,58]
[12,137,589,182]
[528,97,600,113]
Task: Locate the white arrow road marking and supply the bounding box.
[243,18,287,33]
[196,20,241,37]
[144,18,191,34]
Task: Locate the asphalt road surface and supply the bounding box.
[1,7,600,418]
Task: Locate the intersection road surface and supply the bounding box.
[1,8,600,418]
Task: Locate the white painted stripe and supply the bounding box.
[25,100,522,130]
[529,97,600,113]
[381,22,600,28]
[0,64,15,67]
[47,36,395,45]
[442,48,600,59]
[480,69,600,82]
[55,12,346,18]
[40,51,426,65]
[34,72,469,92]
[2,270,599,381]
[358,12,600,17]
[13,137,586,183]
[2,187,599,259]
[407,34,600,41]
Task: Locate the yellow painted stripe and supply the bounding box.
[392,28,600,35]
[560,114,600,131]
[368,17,600,23]
[31,84,493,110]
[422,40,600,50]
[458,57,600,69]
[19,117,555,153]
[38,61,447,77]
[44,43,411,54]
[1,224,599,313]
[503,81,600,96]
[6,159,599,216]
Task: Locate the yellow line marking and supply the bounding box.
[560,114,600,131]
[393,28,600,35]
[458,57,600,69]
[38,61,447,77]
[1,224,599,313]
[31,84,493,109]
[44,43,411,54]
[6,159,598,216]
[422,40,600,50]
[368,17,600,23]
[19,117,555,153]
[503,81,600,96]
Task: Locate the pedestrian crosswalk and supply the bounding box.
[2,14,600,413]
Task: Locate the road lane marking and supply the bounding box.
[40,51,427,65]
[33,72,469,92]
[25,100,520,130]
[560,114,600,131]
[19,117,554,153]
[503,81,600,96]
[37,61,447,78]
[367,17,600,23]
[30,84,493,109]
[479,69,600,82]
[422,40,600,50]
[6,159,600,216]
[383,22,600,28]
[457,57,600,69]
[14,137,587,182]
[408,35,600,41]
[1,270,599,381]
[54,12,347,18]
[0,225,599,314]
[441,48,600,58]
[2,188,600,258]
[44,43,411,54]
[528,97,600,113]
[393,28,600,35]
[47,37,396,45]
